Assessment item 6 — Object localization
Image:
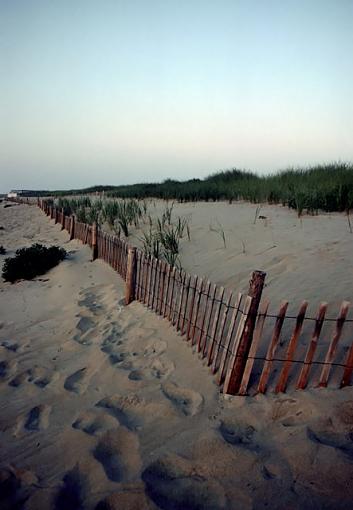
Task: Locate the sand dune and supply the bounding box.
[1,202,353,509]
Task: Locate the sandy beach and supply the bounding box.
[128,200,353,316]
[1,202,353,510]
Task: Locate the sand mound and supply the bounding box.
[161,381,203,416]
[143,453,227,510]
[94,427,142,482]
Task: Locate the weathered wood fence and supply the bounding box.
[13,198,353,396]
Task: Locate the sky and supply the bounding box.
[1,0,353,192]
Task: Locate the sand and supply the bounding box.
[1,201,353,510]
[128,200,353,317]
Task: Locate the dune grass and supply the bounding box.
[101,163,353,215]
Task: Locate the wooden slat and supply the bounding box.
[84,224,89,244]
[257,301,289,394]
[155,259,163,311]
[158,261,166,315]
[116,240,120,271]
[207,287,225,365]
[190,278,204,345]
[223,296,253,393]
[319,301,350,387]
[147,257,155,308]
[296,303,328,390]
[138,252,144,302]
[137,252,143,302]
[155,259,163,313]
[211,291,233,374]
[163,264,172,317]
[116,239,121,274]
[144,256,152,305]
[148,258,156,308]
[113,237,116,268]
[217,293,242,384]
[167,267,176,321]
[152,259,159,310]
[102,233,106,260]
[196,281,212,352]
[175,271,186,328]
[151,259,160,311]
[275,300,308,393]
[238,299,270,395]
[224,271,266,395]
[186,276,198,341]
[202,284,218,357]
[143,256,150,305]
[135,251,140,300]
[154,259,162,311]
[113,239,117,271]
[180,274,192,335]
[170,270,180,325]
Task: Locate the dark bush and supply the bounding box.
[0,246,6,255]
[2,244,66,283]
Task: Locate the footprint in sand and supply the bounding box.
[128,358,175,381]
[96,488,155,510]
[72,409,119,436]
[78,290,104,316]
[142,453,227,510]
[307,426,353,459]
[97,394,178,430]
[73,316,97,345]
[8,367,56,388]
[24,404,51,431]
[161,382,203,417]
[100,326,123,354]
[0,466,38,510]
[54,464,88,510]
[27,367,57,388]
[0,340,20,352]
[271,397,305,427]
[9,370,29,387]
[0,360,18,382]
[219,419,259,451]
[64,368,91,394]
[108,351,129,366]
[94,427,142,482]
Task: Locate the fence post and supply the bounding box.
[69,215,75,240]
[54,207,58,224]
[92,222,98,261]
[224,270,266,395]
[125,247,136,305]
[61,208,65,230]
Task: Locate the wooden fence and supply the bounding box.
[12,197,353,396]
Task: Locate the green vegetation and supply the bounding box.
[103,163,353,216]
[2,244,66,283]
[139,206,191,267]
[40,162,353,215]
[209,220,226,248]
[56,197,143,235]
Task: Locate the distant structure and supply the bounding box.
[7,189,38,198]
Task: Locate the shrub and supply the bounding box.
[0,246,6,254]
[2,244,66,283]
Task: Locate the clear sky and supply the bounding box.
[1,0,352,192]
